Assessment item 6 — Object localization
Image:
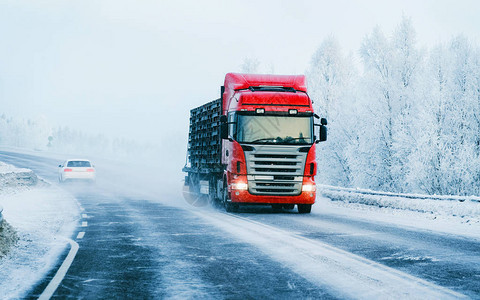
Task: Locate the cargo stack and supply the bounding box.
[184,98,223,174]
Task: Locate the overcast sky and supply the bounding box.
[0,0,479,145]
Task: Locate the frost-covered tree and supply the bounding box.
[407,36,480,196]
[353,18,421,192]
[356,26,398,191]
[26,115,52,150]
[304,18,480,196]
[0,114,51,149]
[406,44,451,194]
[307,37,357,185]
[0,113,161,162]
[441,37,480,195]
[389,17,423,192]
[240,57,260,74]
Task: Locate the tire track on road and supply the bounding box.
[193,209,467,299]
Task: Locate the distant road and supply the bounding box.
[0,150,478,299]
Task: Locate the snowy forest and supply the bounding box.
[309,17,480,196]
[0,114,158,159]
[1,17,479,196]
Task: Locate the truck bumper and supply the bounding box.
[229,190,316,205]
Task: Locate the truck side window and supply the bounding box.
[228,112,236,140]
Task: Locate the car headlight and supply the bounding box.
[302,184,316,192]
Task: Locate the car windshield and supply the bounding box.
[67,161,91,167]
[236,115,313,145]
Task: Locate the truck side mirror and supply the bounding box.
[220,115,228,139]
[314,117,327,143]
[319,125,327,142]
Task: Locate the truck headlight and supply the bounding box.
[302,184,316,192]
[231,182,248,190]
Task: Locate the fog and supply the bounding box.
[1,0,479,186]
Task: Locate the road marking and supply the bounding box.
[76,232,85,239]
[81,221,88,227]
[38,239,79,300]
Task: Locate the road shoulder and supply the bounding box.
[0,163,80,299]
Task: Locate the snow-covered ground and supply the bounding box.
[0,161,39,188]
[1,151,480,298]
[193,209,465,299]
[0,161,80,299]
[318,184,480,239]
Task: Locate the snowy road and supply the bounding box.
[0,150,479,299]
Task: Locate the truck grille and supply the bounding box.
[244,145,308,196]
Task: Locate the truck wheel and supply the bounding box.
[298,204,312,214]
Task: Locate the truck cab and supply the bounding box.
[219,73,327,213]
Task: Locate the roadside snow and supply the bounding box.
[193,209,464,299]
[318,185,480,239]
[0,161,31,173]
[0,162,80,299]
[0,161,39,188]
[0,220,18,258]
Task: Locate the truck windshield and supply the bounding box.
[236,115,313,145]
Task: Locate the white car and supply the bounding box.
[58,159,96,183]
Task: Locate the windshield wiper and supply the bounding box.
[248,138,279,144]
[247,137,311,144]
[282,137,311,144]
[248,86,297,93]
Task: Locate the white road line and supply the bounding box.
[76,232,85,239]
[38,239,79,300]
[81,221,88,227]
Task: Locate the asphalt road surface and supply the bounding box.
[0,150,478,299]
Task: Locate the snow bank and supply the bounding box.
[319,184,480,220]
[0,162,32,259]
[0,221,18,258]
[0,161,80,299]
[0,161,39,188]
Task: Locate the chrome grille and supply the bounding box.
[244,145,308,196]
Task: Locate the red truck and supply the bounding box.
[183,73,327,213]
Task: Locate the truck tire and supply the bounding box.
[297,204,312,214]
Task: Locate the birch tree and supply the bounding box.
[307,37,357,186]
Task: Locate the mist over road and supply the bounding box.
[0,150,478,299]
